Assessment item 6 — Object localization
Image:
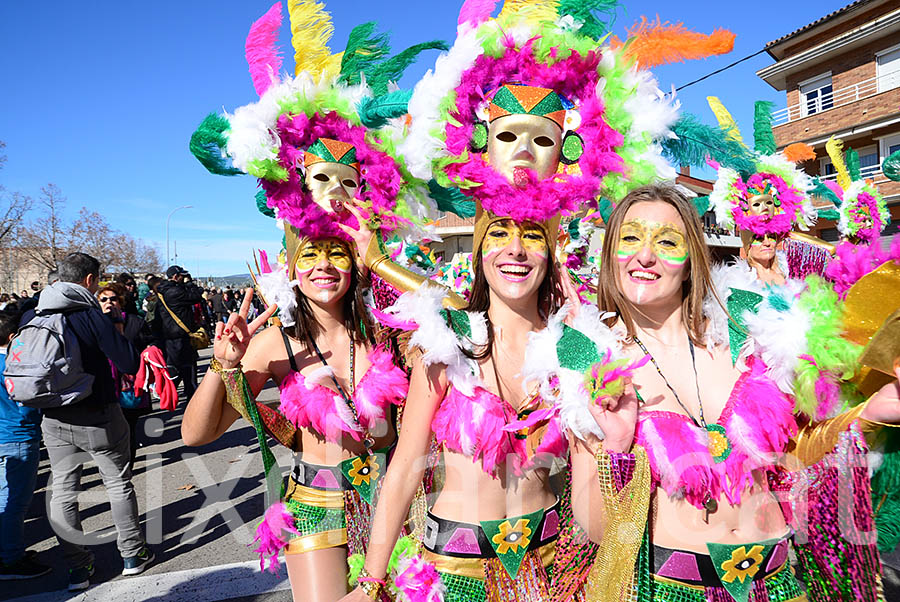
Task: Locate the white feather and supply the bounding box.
[256,268,299,327]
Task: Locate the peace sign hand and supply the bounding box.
[214,288,277,369]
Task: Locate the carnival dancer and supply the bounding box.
[182,2,445,599]
[337,2,736,600]
[564,184,900,602]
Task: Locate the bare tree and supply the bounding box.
[0,141,32,249]
[16,184,68,271]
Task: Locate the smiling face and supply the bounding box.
[487,114,562,183]
[480,218,549,304]
[304,162,360,214]
[295,238,353,304]
[616,202,690,309]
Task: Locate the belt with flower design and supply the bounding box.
[422,499,561,580]
[651,533,793,602]
[291,446,393,505]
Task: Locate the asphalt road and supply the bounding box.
[6,348,294,602]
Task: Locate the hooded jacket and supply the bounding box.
[26,282,139,425]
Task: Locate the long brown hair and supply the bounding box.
[460,228,566,360]
[286,256,373,355]
[597,184,718,346]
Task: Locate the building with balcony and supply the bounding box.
[757,0,900,241]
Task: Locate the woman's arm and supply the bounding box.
[342,355,447,600]
[181,289,277,446]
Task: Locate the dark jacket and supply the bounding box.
[25,282,139,426]
[154,280,203,340]
[210,292,227,316]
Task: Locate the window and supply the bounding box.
[820,145,878,179]
[799,74,833,117]
[877,44,900,93]
[880,134,900,160]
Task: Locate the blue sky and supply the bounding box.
[0,0,851,276]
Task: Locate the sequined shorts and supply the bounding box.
[649,537,807,602]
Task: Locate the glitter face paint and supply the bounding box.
[481,221,548,259]
[616,219,688,268]
[295,239,353,275]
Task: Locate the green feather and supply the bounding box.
[357,89,413,128]
[692,195,710,216]
[845,147,861,181]
[664,114,757,176]
[427,179,476,218]
[883,150,900,182]
[369,40,448,96]
[189,113,242,176]
[346,553,364,586]
[598,197,615,223]
[872,431,900,552]
[555,0,619,40]
[816,208,840,221]
[808,177,842,207]
[339,22,390,88]
[752,101,777,155]
[255,190,275,218]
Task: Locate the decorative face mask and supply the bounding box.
[617,218,689,268]
[487,113,563,183]
[746,193,777,217]
[304,162,360,214]
[295,239,353,275]
[481,220,548,259]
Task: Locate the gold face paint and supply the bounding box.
[487,114,562,183]
[295,239,353,274]
[616,219,688,267]
[481,220,548,258]
[304,162,360,213]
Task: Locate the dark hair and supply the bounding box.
[461,227,565,361]
[0,309,20,342]
[147,276,163,293]
[58,252,101,284]
[597,183,721,346]
[286,258,373,355]
[97,282,126,305]
[116,272,136,286]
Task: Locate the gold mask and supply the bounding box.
[295,239,353,275]
[481,220,548,258]
[747,194,777,217]
[487,114,562,183]
[304,162,360,214]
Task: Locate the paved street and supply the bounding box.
[6,348,294,602]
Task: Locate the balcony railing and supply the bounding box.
[773,72,900,126]
[818,164,884,183]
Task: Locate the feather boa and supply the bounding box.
[253,502,299,573]
[826,237,900,299]
[393,554,445,602]
[278,347,406,443]
[636,359,797,508]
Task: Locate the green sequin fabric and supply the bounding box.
[285,498,345,537]
[440,572,487,602]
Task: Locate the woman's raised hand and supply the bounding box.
[588,382,639,453]
[559,264,582,326]
[338,203,376,268]
[861,362,900,424]
[214,287,277,369]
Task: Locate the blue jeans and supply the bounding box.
[0,439,41,564]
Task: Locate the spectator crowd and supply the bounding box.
[0,253,257,591]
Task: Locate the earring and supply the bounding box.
[560,131,584,165]
[470,120,488,153]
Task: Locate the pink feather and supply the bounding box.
[353,347,408,429]
[826,237,900,299]
[245,2,283,96]
[257,249,272,274]
[394,554,445,602]
[279,371,363,442]
[457,0,498,29]
[369,305,419,331]
[253,502,299,573]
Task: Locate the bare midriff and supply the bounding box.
[292,427,397,467]
[430,449,557,523]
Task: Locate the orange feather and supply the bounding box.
[783,143,816,164]
[611,17,735,69]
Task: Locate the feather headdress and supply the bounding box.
[189,1,447,248]
[400,0,733,246]
[823,137,890,243]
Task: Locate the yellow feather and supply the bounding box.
[706,96,745,147]
[498,0,560,26]
[288,0,341,78]
[825,136,852,191]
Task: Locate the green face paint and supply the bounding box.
[617,219,689,267]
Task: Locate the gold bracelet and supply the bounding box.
[210,357,242,374]
[357,567,386,600]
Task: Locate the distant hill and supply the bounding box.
[198,273,254,289]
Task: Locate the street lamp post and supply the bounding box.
[165,205,193,267]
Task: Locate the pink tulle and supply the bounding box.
[245,3,283,96]
[394,555,445,602]
[253,502,299,573]
[825,237,900,299]
[457,0,497,29]
[261,111,409,240]
[636,359,797,509]
[433,386,526,477]
[278,347,406,443]
[441,35,623,222]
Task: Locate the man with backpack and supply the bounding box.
[7,253,154,591]
[153,265,204,400]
